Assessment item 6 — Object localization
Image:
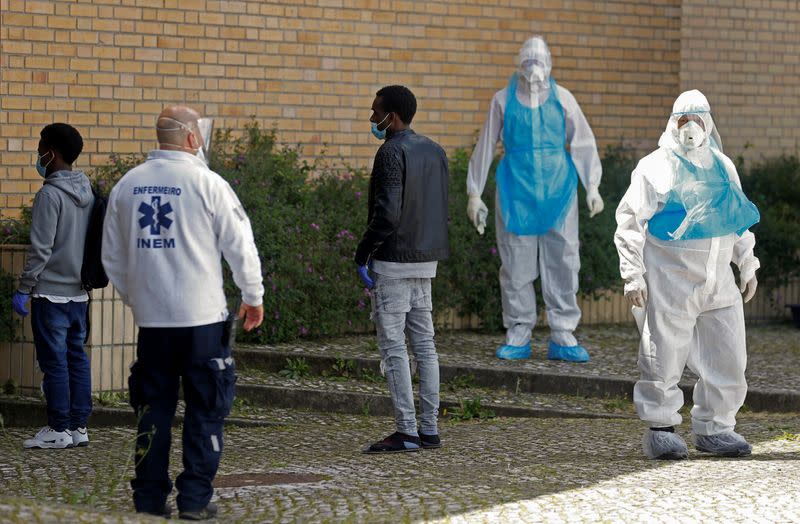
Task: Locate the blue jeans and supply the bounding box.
[129,322,236,514]
[371,275,439,436]
[30,298,92,432]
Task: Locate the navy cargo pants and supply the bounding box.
[128,321,236,514]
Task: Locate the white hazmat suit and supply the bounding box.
[615,90,759,458]
[467,36,603,361]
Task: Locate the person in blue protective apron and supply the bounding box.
[614,89,760,460]
[467,36,604,362]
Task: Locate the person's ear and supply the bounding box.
[187,129,200,150]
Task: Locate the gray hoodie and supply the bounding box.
[18,170,94,296]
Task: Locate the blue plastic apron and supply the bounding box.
[496,75,578,236]
[649,151,760,240]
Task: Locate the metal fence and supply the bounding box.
[2,244,796,392]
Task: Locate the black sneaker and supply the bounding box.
[419,432,441,449]
[179,502,218,521]
[363,432,421,454]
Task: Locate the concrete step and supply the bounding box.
[234,369,636,420]
[234,345,800,413]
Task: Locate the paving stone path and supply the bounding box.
[1,410,798,523]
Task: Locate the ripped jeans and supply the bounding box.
[371,275,440,436]
[128,321,236,514]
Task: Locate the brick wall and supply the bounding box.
[0,0,794,214]
[680,0,800,159]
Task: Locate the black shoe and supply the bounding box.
[179,502,218,521]
[363,432,421,454]
[139,503,173,519]
[419,432,441,449]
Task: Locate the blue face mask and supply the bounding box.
[370,113,392,140]
[35,151,53,178]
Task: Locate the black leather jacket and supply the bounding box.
[355,129,450,266]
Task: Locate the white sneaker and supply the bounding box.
[22,426,73,449]
[71,427,89,447]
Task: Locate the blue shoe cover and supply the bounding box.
[547,341,590,362]
[496,344,531,360]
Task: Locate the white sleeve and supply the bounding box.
[614,165,659,286]
[722,156,760,279]
[467,92,503,197]
[101,186,130,304]
[561,87,602,191]
[212,179,264,307]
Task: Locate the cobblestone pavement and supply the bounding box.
[244,324,800,392]
[1,410,799,523]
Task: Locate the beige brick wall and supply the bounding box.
[680,0,800,160]
[1,0,794,215]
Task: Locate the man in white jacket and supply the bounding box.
[102,106,264,520]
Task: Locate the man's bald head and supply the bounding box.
[156,105,202,150]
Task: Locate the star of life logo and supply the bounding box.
[137,196,175,249]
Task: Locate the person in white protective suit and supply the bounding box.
[467,36,604,362]
[614,89,761,460]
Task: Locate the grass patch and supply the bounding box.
[446,397,496,422]
[278,357,311,380]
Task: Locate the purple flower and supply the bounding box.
[233,178,240,185]
[274,310,280,319]
[299,325,309,336]
[336,229,356,241]
[357,299,366,310]
[355,191,362,199]
[306,265,313,273]
[310,223,320,231]
[237,153,246,163]
[490,247,498,256]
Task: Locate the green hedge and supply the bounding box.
[4,124,796,343]
[737,153,800,288]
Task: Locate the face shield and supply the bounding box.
[658,90,724,156]
[196,118,214,165]
[156,116,214,165]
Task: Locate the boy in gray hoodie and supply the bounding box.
[11,123,94,449]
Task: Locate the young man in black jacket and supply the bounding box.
[355,85,449,453]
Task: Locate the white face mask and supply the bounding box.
[520,61,547,86]
[678,120,706,149]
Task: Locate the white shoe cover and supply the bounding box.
[642,429,688,460]
[694,430,752,457]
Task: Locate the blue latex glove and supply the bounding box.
[11,291,29,317]
[357,265,375,290]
